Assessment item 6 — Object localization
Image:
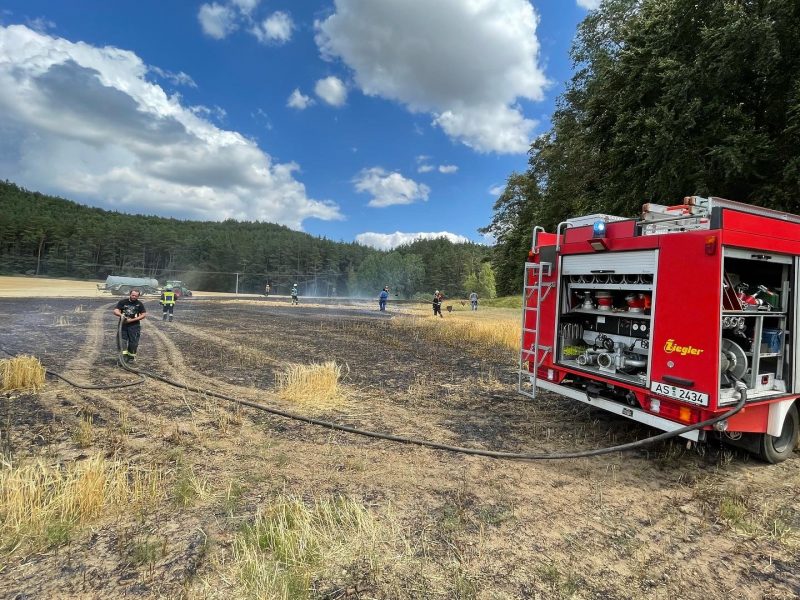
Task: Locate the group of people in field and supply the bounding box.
[114,282,480,363]
[378,286,479,316]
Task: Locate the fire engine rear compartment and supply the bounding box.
[552,244,794,407]
[556,248,657,390]
[520,198,800,461]
[554,239,795,409]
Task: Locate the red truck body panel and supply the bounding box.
[522,198,800,443]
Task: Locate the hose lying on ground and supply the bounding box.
[4,318,748,461]
[112,312,747,459]
[0,345,145,390]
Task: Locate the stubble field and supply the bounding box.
[0,279,798,599]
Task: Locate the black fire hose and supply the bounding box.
[5,320,749,461]
[113,312,748,459]
[0,345,144,390]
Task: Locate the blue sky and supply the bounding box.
[0,0,596,249]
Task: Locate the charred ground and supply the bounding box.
[1,296,798,599]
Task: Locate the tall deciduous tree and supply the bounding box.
[486,0,800,294]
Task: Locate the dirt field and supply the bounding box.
[1,287,798,599]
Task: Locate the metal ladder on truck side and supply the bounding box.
[518,261,553,399]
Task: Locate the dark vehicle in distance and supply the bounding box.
[165,280,192,298]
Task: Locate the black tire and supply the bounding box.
[758,403,799,464]
[118,286,131,296]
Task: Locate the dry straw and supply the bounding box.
[394,307,520,354]
[232,495,382,598]
[0,355,46,393]
[0,454,164,553]
[275,362,346,411]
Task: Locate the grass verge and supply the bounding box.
[480,295,523,309]
[393,307,520,354]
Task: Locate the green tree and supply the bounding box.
[477,262,497,299]
[485,0,800,293]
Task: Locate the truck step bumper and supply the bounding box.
[536,379,702,442]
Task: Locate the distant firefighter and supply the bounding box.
[379,286,389,311]
[469,291,478,311]
[432,290,444,318]
[160,286,176,322]
[291,283,299,305]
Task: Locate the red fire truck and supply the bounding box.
[520,196,799,463]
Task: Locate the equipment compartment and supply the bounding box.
[555,252,657,387]
[719,249,792,403]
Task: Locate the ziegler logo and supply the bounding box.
[664,339,704,356]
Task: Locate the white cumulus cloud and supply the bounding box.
[251,11,294,44]
[354,168,430,207]
[314,76,347,107]
[417,164,434,173]
[356,231,470,250]
[438,164,458,174]
[577,0,602,9]
[198,3,238,39]
[0,25,342,229]
[287,88,314,110]
[149,66,197,88]
[27,17,56,33]
[315,0,548,153]
[488,184,505,196]
[231,0,260,15]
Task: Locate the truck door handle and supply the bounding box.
[750,254,772,260]
[662,375,695,387]
[590,269,615,274]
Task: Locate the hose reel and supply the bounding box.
[720,338,748,382]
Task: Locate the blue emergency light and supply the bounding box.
[592,220,607,238]
[589,219,609,251]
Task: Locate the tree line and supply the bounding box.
[0,180,494,298]
[483,0,800,295]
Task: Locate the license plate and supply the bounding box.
[650,382,709,406]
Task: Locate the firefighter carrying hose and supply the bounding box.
[113,289,147,362]
[160,285,176,322]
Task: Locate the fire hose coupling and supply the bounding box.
[715,382,748,432]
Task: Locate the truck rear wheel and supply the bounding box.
[118,286,131,296]
[758,403,798,464]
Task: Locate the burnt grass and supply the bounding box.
[0,296,799,599]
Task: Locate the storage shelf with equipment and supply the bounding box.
[555,250,658,387]
[718,248,792,402]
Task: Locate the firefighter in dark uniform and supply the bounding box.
[432,290,444,318]
[160,285,176,322]
[113,289,147,361]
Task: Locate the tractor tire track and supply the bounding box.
[168,321,289,367]
[147,320,287,405]
[147,321,193,385]
[64,303,114,378]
